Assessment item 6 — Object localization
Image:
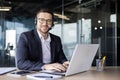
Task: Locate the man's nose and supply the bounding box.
[42,20,48,25]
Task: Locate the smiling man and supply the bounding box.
[16,8,69,71]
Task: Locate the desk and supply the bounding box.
[0,67,120,80]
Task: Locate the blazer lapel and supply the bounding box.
[33,29,43,62]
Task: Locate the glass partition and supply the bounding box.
[0,0,118,66]
[62,0,117,66]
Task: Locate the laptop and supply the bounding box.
[41,44,99,76]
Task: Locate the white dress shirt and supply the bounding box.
[37,30,51,64]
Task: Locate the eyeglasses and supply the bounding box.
[37,18,53,24]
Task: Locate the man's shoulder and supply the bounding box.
[49,33,60,39]
[20,30,37,42]
[21,29,36,37]
[20,29,37,40]
[49,33,61,42]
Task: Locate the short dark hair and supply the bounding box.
[36,8,54,20]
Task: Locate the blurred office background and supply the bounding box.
[0,0,119,67]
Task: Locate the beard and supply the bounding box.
[38,27,51,34]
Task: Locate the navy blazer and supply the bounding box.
[16,29,67,71]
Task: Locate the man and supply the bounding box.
[16,8,69,71]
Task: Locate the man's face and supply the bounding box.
[36,12,53,34]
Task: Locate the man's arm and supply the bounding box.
[16,33,44,71]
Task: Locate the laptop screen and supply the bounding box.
[65,44,99,76]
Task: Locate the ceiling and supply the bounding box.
[0,0,79,20]
[1,0,96,19]
[0,0,117,21]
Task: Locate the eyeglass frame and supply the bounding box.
[37,18,53,24]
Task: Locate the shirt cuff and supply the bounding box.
[41,65,45,70]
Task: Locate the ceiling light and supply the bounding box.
[0,6,11,11]
[54,13,70,20]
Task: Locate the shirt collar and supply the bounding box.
[37,30,51,42]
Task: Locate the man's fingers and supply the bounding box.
[52,67,63,72]
[53,64,66,72]
[43,63,66,72]
[63,61,69,68]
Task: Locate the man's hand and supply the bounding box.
[43,63,67,72]
[63,61,69,69]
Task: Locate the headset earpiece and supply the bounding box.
[35,18,37,25]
